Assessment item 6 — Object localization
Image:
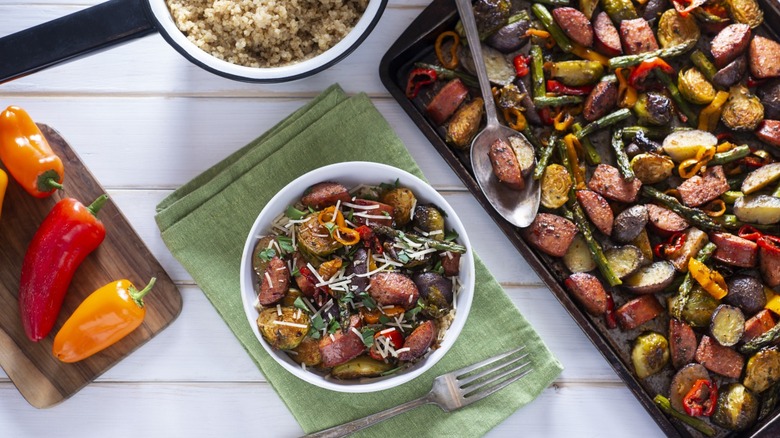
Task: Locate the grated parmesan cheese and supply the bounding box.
[272,320,308,329]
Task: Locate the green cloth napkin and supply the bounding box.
[155,84,563,436]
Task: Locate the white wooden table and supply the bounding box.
[0,1,666,436]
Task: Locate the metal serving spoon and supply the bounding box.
[454,0,540,228]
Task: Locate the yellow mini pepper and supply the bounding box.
[688,258,728,300]
[0,168,7,220]
[698,91,729,132]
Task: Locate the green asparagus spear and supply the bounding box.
[533,0,571,5]
[690,50,718,82]
[741,324,780,355]
[523,126,544,156]
[721,191,743,204]
[533,133,559,180]
[566,201,622,286]
[611,129,635,181]
[413,63,478,88]
[572,123,601,165]
[641,187,723,231]
[715,214,780,233]
[530,44,546,99]
[608,43,693,69]
[575,108,632,139]
[533,95,584,107]
[708,145,751,166]
[653,395,716,437]
[621,126,669,140]
[531,4,573,52]
[654,69,698,127]
[672,242,716,319]
[371,225,467,254]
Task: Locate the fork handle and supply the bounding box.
[303,393,433,438]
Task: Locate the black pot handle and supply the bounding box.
[0,0,156,84]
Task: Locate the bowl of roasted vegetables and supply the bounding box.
[239,162,475,392]
[385,0,780,433]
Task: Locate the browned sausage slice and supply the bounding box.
[318,316,365,368]
[522,213,577,257]
[293,252,316,297]
[710,232,758,268]
[756,119,780,148]
[615,295,663,330]
[350,199,394,227]
[397,320,436,361]
[750,36,780,79]
[593,12,622,56]
[426,79,469,125]
[576,189,614,235]
[759,236,780,287]
[670,319,697,369]
[369,272,420,309]
[441,251,461,277]
[300,182,351,209]
[553,7,594,47]
[488,138,524,191]
[588,164,643,203]
[583,80,618,122]
[710,23,751,69]
[619,18,658,55]
[646,204,689,236]
[695,335,745,379]
[677,165,729,207]
[565,272,608,316]
[743,309,776,343]
[258,257,289,305]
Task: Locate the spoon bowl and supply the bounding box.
[455,0,540,228]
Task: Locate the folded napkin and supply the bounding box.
[155,84,562,436]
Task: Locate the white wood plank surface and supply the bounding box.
[0,1,671,437]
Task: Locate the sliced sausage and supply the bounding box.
[646,204,689,236]
[710,232,758,268]
[710,23,751,68]
[677,165,730,207]
[258,257,289,305]
[553,7,594,48]
[712,56,747,89]
[592,12,622,57]
[397,320,436,361]
[669,227,709,273]
[576,190,614,235]
[759,236,780,287]
[619,18,659,56]
[756,119,780,148]
[750,35,780,79]
[695,335,745,379]
[583,80,618,122]
[488,138,524,190]
[426,78,469,125]
[522,213,577,257]
[318,316,365,368]
[441,251,461,277]
[588,164,643,203]
[670,319,697,369]
[293,252,316,297]
[615,294,664,330]
[565,272,608,316]
[368,272,420,310]
[350,199,394,227]
[743,309,776,343]
[300,182,351,209]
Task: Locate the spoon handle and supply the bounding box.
[453,0,500,127]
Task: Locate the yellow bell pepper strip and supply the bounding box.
[52,278,156,363]
[701,199,726,217]
[615,68,638,108]
[553,110,575,132]
[333,227,360,246]
[688,258,728,299]
[678,145,716,179]
[570,44,610,66]
[766,290,780,316]
[698,91,729,132]
[0,168,6,220]
[502,107,527,131]
[0,106,64,198]
[435,31,460,70]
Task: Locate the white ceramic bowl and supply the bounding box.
[239,162,475,392]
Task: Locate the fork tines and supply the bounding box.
[456,345,533,401]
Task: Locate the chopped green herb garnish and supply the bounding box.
[327,317,341,334]
[379,179,400,191]
[286,205,308,220]
[293,297,309,312]
[256,247,276,262]
[310,314,325,332]
[432,260,444,274]
[360,327,376,347]
[378,315,391,324]
[276,235,294,254]
[444,229,460,242]
[358,291,377,310]
[405,303,424,320]
[396,251,411,264]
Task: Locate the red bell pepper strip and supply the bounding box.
[629,58,675,89]
[747,76,767,88]
[405,68,437,99]
[605,293,617,329]
[18,194,108,341]
[683,379,718,417]
[671,0,707,17]
[356,225,383,254]
[513,55,531,78]
[738,225,764,241]
[653,232,687,259]
[546,79,594,96]
[369,327,404,360]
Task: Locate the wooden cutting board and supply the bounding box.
[0,124,182,408]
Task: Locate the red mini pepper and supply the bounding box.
[683,379,718,417]
[546,80,594,96]
[758,235,780,255]
[653,232,687,259]
[671,0,707,17]
[628,58,675,89]
[369,327,404,360]
[18,194,108,341]
[513,55,531,78]
[738,225,764,241]
[405,68,437,99]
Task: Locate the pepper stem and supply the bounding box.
[45,178,63,190]
[87,194,109,216]
[129,277,157,309]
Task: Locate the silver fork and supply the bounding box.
[304,345,533,438]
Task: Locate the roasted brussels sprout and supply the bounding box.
[257,306,311,350]
[632,332,670,379]
[473,0,511,37]
[413,205,445,240]
[726,0,764,28]
[331,355,393,379]
[678,68,716,105]
[496,83,525,110]
[280,287,303,307]
[744,348,780,393]
[713,383,759,431]
[381,187,417,227]
[413,272,454,318]
[550,61,605,86]
[633,92,673,126]
[630,153,674,185]
[297,216,342,259]
[540,163,571,209]
[657,9,700,49]
[721,85,764,131]
[669,286,720,328]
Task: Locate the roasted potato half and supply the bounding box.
[331,356,393,380]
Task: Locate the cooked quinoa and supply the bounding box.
[166,0,368,68]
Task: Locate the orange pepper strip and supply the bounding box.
[435,31,460,69]
[503,107,527,131]
[615,68,638,108]
[0,106,64,198]
[318,206,346,228]
[553,110,574,132]
[564,134,586,189]
[664,188,682,201]
[318,257,343,280]
[333,226,360,246]
[716,142,734,153]
[678,145,715,179]
[702,199,726,217]
[0,169,6,220]
[570,44,610,66]
[52,278,156,363]
[688,258,728,300]
[526,29,551,39]
[698,91,729,132]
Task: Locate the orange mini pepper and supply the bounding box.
[52,277,156,363]
[0,106,63,198]
[0,168,7,219]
